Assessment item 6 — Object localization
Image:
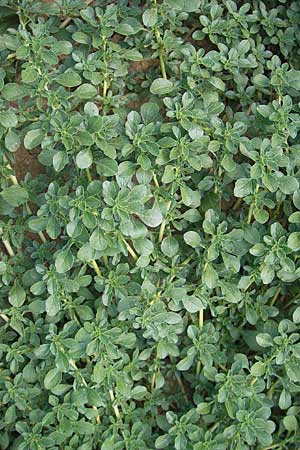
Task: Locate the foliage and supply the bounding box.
[1,0,300,449]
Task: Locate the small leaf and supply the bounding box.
[139,207,163,227]
[182,296,203,313]
[288,232,300,251]
[293,306,300,324]
[2,83,26,101]
[142,8,157,27]
[9,281,26,307]
[1,186,29,207]
[24,129,44,149]
[74,83,97,99]
[234,178,252,197]
[283,415,298,432]
[5,130,20,152]
[56,70,81,87]
[97,158,118,176]
[184,231,201,248]
[150,78,174,95]
[0,111,17,128]
[256,333,273,348]
[44,368,62,390]
[55,250,74,273]
[76,149,93,169]
[161,236,179,257]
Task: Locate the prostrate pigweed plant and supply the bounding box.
[1,0,300,448]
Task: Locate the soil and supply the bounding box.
[12,145,44,181]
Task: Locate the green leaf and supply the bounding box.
[286,69,300,90]
[139,207,163,227]
[28,217,48,232]
[1,186,29,207]
[283,415,298,432]
[288,211,300,223]
[76,149,93,169]
[161,236,179,257]
[74,83,97,99]
[53,151,68,172]
[5,130,20,152]
[96,158,118,176]
[279,176,299,195]
[118,18,143,35]
[184,231,201,248]
[288,232,300,251]
[92,361,105,384]
[44,368,62,390]
[293,306,300,324]
[24,129,45,149]
[155,434,171,449]
[150,78,174,95]
[234,178,252,197]
[0,111,17,128]
[9,281,26,307]
[22,68,39,83]
[90,228,108,251]
[2,83,26,101]
[55,250,74,273]
[56,70,82,87]
[142,8,157,27]
[182,296,203,313]
[134,238,154,256]
[256,333,273,348]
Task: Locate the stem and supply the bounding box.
[270,286,281,306]
[158,200,172,243]
[2,238,15,257]
[159,53,167,80]
[199,308,204,329]
[123,239,138,261]
[109,388,121,420]
[0,312,9,323]
[233,197,242,211]
[196,309,204,376]
[86,168,92,183]
[209,422,219,433]
[91,259,102,277]
[155,29,167,80]
[102,255,109,268]
[59,0,94,28]
[247,201,255,225]
[153,172,159,188]
[174,371,188,404]
[261,444,281,450]
[247,184,259,225]
[103,78,108,98]
[151,366,157,391]
[69,359,100,423]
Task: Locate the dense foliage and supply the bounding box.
[1,0,300,448]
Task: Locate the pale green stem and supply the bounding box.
[270,286,281,306]
[86,168,93,183]
[196,309,204,375]
[247,184,259,225]
[91,259,102,277]
[2,238,15,257]
[109,388,121,419]
[158,200,172,243]
[69,359,100,423]
[123,238,138,261]
[0,312,9,323]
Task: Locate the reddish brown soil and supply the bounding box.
[12,145,44,181]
